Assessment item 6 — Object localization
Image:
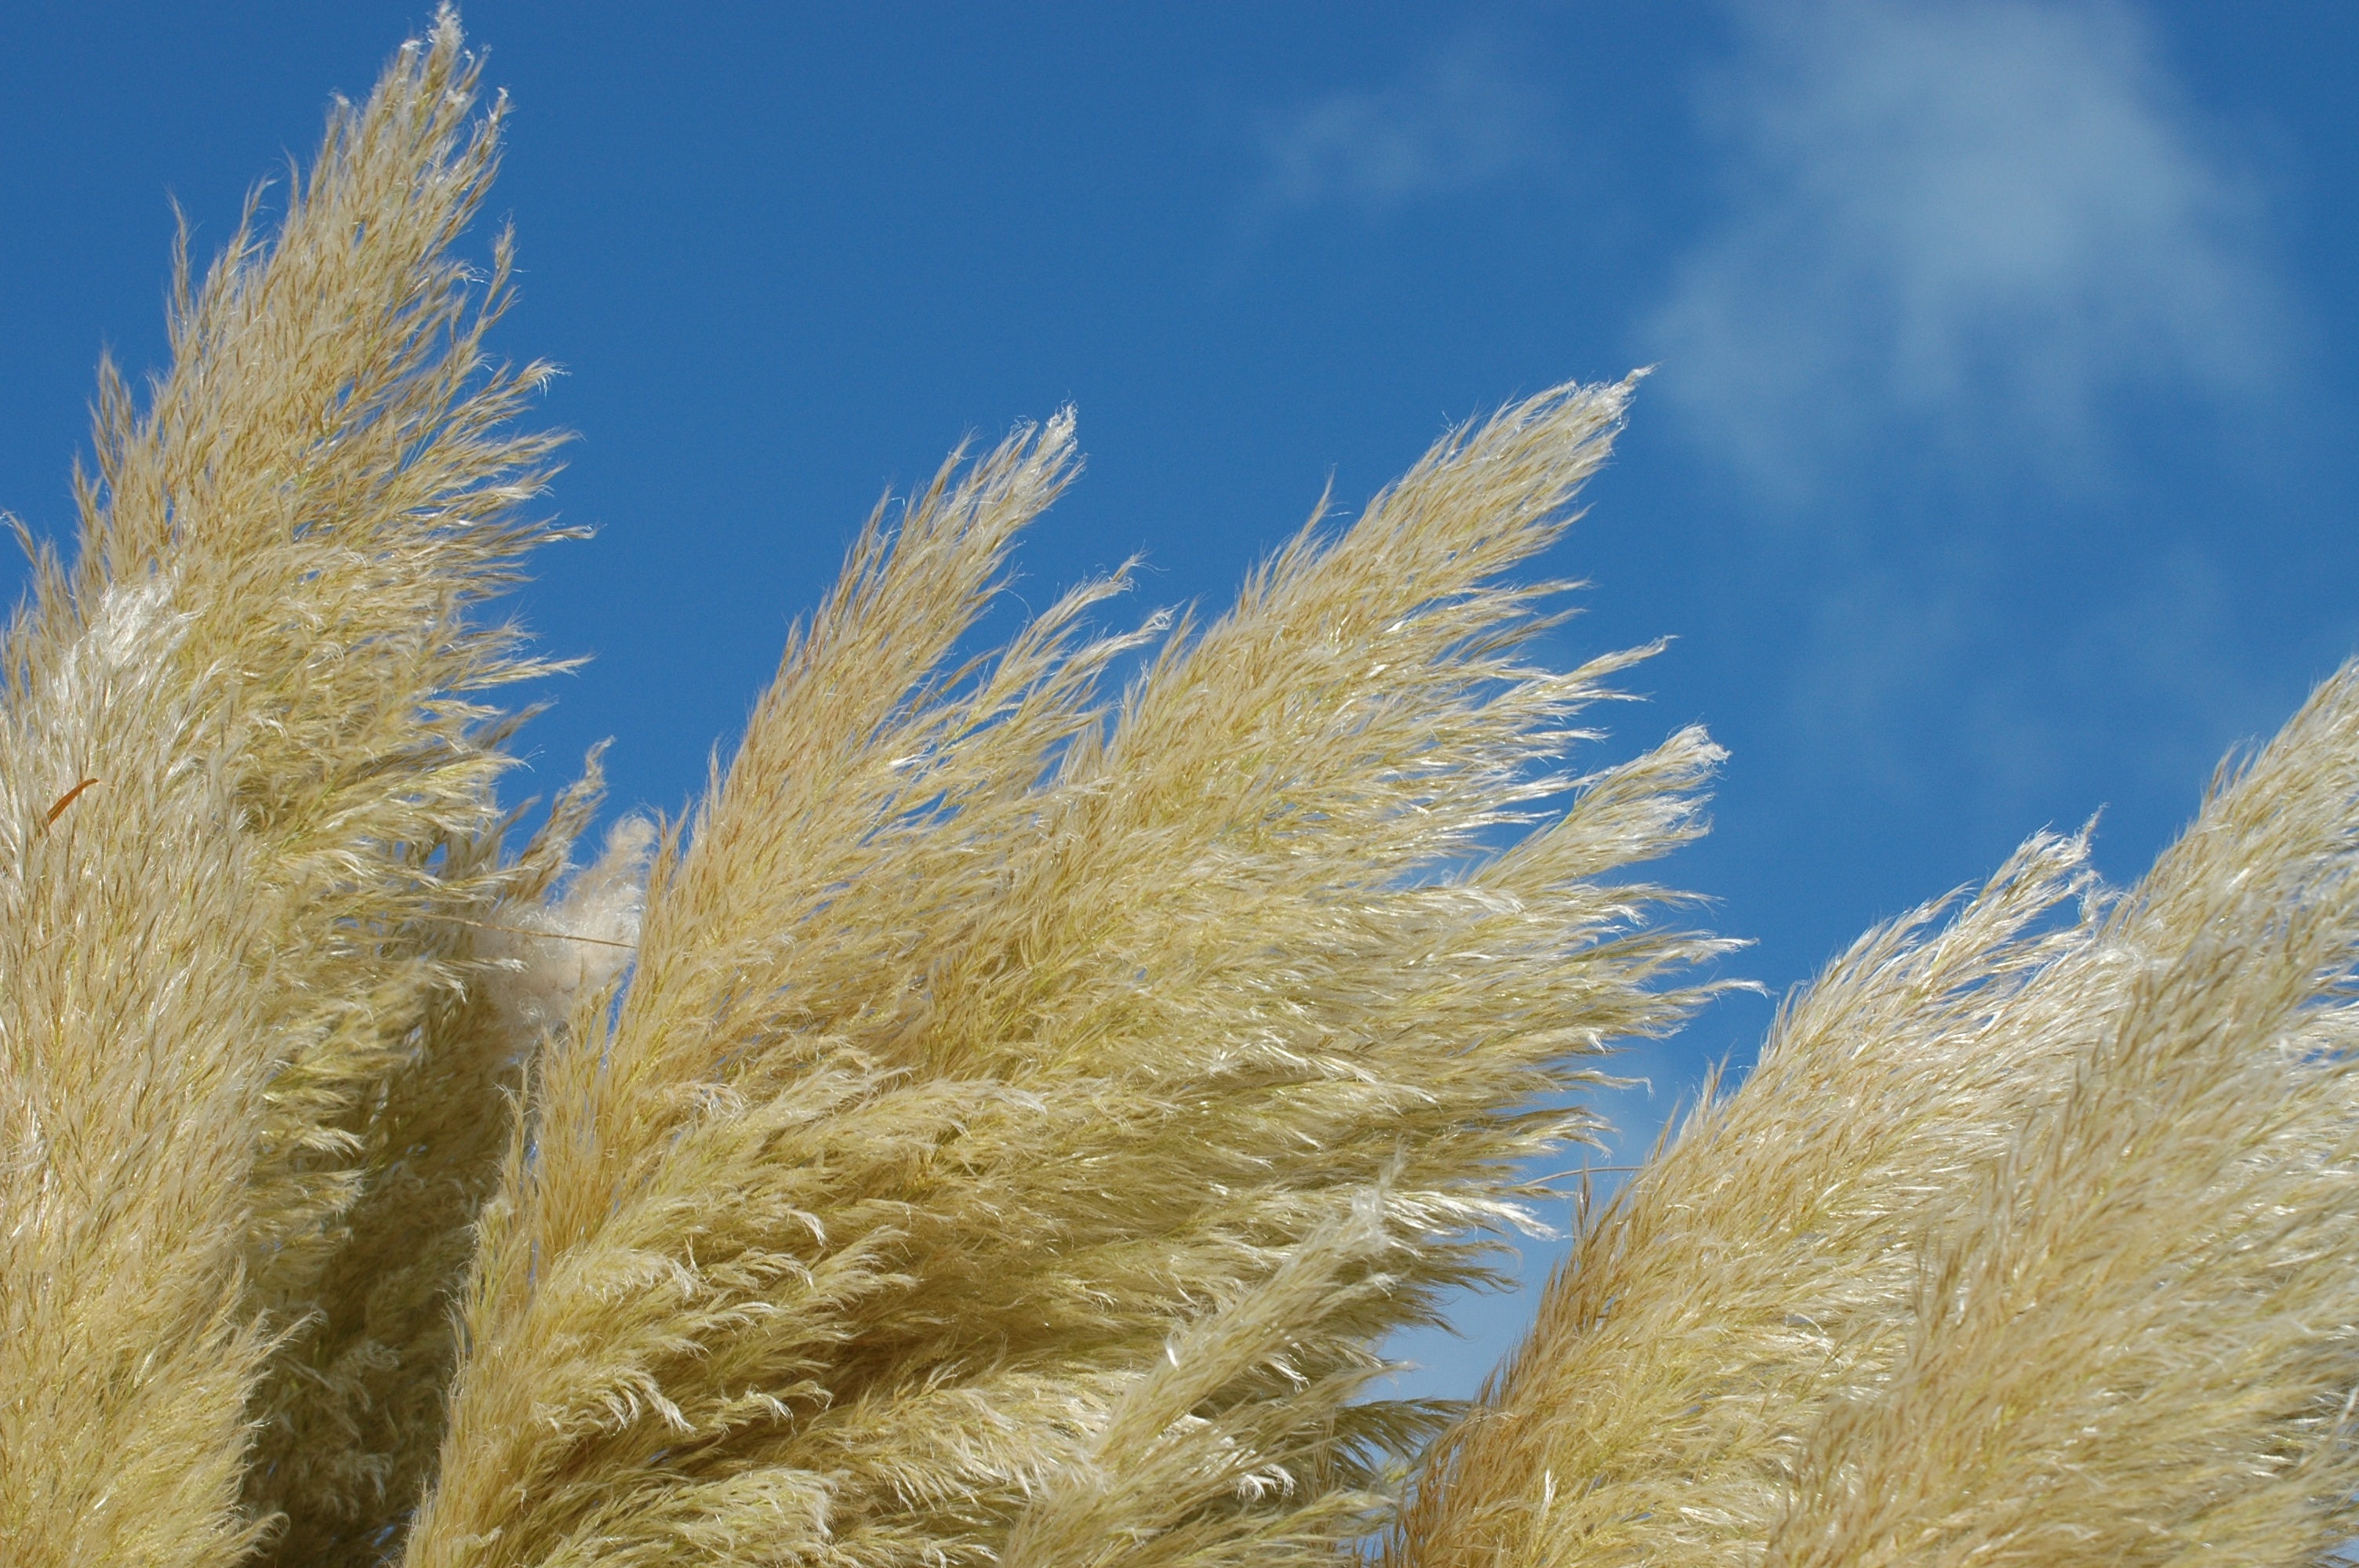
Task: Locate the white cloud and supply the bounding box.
[1647,0,2287,503]
[1252,42,1558,217]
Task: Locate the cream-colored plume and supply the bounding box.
[1393,666,2359,1566]
[1,10,576,1564]
[398,379,1724,1568]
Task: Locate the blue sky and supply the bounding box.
[4,1,2354,1399]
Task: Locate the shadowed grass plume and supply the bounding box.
[1,14,597,1566]
[12,9,2359,1568]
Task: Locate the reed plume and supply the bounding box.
[398,373,1724,1567]
[1,13,581,1564]
[1390,671,2359,1566]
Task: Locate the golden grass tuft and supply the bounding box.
[399,372,1725,1567]
[1391,670,2359,1567]
[1,13,584,1563]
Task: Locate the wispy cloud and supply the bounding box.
[1647,0,2288,503]
[1783,543,2274,817]
[1251,41,1558,218]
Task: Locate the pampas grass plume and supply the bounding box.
[1390,673,2359,1566]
